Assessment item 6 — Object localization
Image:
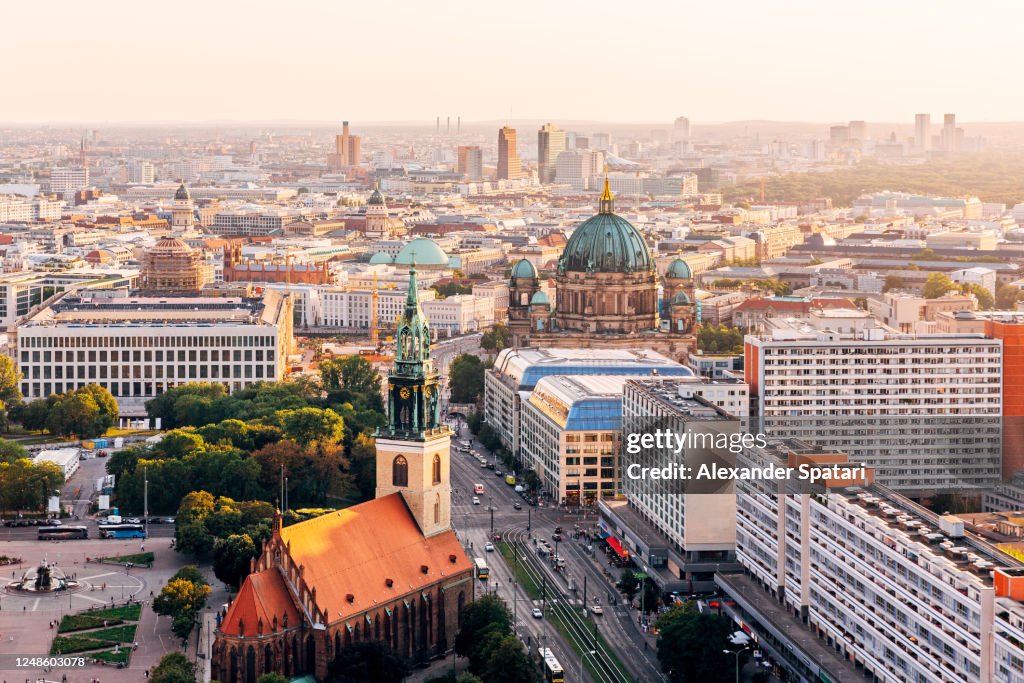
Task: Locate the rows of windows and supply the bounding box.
[21,348,275,364]
[22,378,266,399]
[21,333,276,348]
[22,363,276,381]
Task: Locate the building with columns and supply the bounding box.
[211,266,473,683]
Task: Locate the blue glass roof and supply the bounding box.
[564,399,623,431]
[520,364,692,389]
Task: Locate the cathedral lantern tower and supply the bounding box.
[375,262,452,537]
[171,181,195,232]
[364,184,390,239]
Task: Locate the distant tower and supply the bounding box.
[457,146,483,180]
[364,184,390,239]
[375,264,452,538]
[497,127,522,180]
[171,181,195,232]
[673,116,691,141]
[943,114,957,152]
[915,114,931,152]
[537,123,566,184]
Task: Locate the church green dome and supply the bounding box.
[174,182,191,201]
[369,251,393,265]
[394,238,448,266]
[530,291,550,306]
[510,258,537,280]
[368,185,385,205]
[559,212,653,274]
[666,258,692,279]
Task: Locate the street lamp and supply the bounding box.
[722,647,750,683]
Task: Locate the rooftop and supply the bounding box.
[492,346,691,389]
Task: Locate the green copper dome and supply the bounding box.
[369,251,393,265]
[394,238,448,266]
[530,291,550,306]
[368,185,385,205]
[510,258,537,280]
[174,182,191,201]
[666,258,692,279]
[559,212,653,274]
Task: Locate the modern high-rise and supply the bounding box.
[129,160,155,184]
[554,149,605,189]
[329,120,361,167]
[537,123,566,183]
[457,145,483,180]
[944,113,958,152]
[497,127,522,180]
[915,113,932,151]
[848,120,867,141]
[673,116,691,141]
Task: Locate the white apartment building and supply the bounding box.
[744,322,1003,491]
[49,167,89,197]
[735,443,1024,683]
[554,149,605,190]
[422,294,494,336]
[129,160,155,184]
[17,290,294,416]
[0,195,63,222]
[213,209,300,236]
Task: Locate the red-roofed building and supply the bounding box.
[733,296,856,330]
[212,266,474,683]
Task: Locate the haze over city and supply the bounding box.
[4,0,1024,124]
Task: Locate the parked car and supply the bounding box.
[163,517,176,524]
[125,517,141,524]
[590,605,603,615]
[513,502,522,510]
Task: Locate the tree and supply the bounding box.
[640,579,661,614]
[44,384,118,438]
[697,324,744,353]
[257,675,290,683]
[961,283,994,310]
[882,274,905,293]
[273,407,345,444]
[482,635,540,683]
[997,283,1024,309]
[327,641,408,683]
[12,398,49,432]
[213,533,258,588]
[0,355,21,430]
[617,569,640,600]
[146,383,228,429]
[151,652,196,683]
[349,432,378,501]
[449,354,485,403]
[923,272,956,299]
[656,603,741,683]
[0,438,28,464]
[153,577,211,638]
[481,324,511,352]
[432,282,473,298]
[454,595,512,658]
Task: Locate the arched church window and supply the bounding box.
[393,456,408,487]
[432,454,441,484]
[434,493,441,524]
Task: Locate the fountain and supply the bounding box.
[6,559,78,593]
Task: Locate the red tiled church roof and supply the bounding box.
[220,567,300,636]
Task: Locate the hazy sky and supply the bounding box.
[2,0,1022,125]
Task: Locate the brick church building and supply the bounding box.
[211,265,475,682]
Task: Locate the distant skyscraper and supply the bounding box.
[537,123,566,183]
[50,167,89,197]
[497,127,522,180]
[591,132,611,151]
[915,113,932,152]
[129,160,154,184]
[829,125,849,145]
[329,120,360,168]
[457,145,483,180]
[943,113,957,152]
[673,116,691,140]
[848,120,867,141]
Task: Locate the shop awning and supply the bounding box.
[596,530,611,540]
[607,535,629,559]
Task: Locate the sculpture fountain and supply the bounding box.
[6,559,78,593]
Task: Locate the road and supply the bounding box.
[448,422,665,683]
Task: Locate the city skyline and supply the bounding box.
[4,0,1024,124]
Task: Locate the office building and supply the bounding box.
[484,346,692,462]
[537,123,566,183]
[733,442,1024,683]
[944,113,958,152]
[848,120,867,141]
[328,120,361,168]
[554,149,605,189]
[915,113,932,152]
[497,127,522,180]
[50,167,89,197]
[0,195,63,222]
[673,116,691,141]
[17,290,294,416]
[128,160,155,184]
[457,146,483,180]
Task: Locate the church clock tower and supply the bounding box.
[375,263,453,537]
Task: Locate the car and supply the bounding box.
[480,461,488,468]
[554,526,563,534]
[472,496,481,505]
[532,608,543,619]
[147,517,163,524]
[552,533,562,542]
[513,502,522,510]
[484,542,495,552]
[486,463,495,470]
[163,517,176,524]
[494,469,503,477]
[590,605,603,615]
[46,519,62,526]
[125,517,141,524]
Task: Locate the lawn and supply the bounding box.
[59,615,124,633]
[91,648,132,665]
[51,635,107,655]
[80,624,138,644]
[98,551,154,567]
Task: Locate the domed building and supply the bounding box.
[171,182,196,233]
[394,238,449,269]
[362,185,407,239]
[140,237,214,292]
[508,180,696,359]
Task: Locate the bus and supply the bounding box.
[100,523,145,539]
[38,526,88,541]
[474,557,489,580]
[539,648,565,683]
[474,483,485,495]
